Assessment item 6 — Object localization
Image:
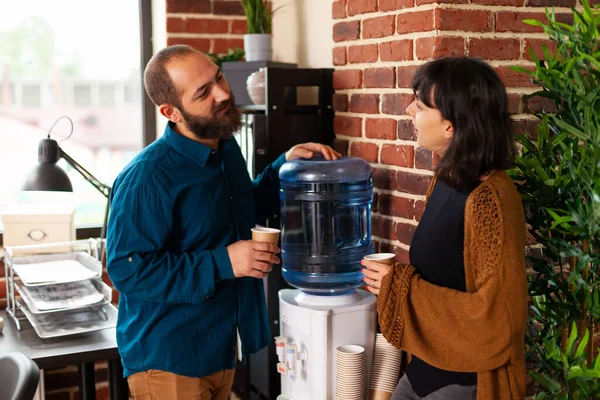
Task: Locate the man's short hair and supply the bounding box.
[143,44,198,108]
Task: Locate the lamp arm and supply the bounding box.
[60,148,112,262]
[60,149,111,198]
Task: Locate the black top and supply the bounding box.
[405,179,477,396]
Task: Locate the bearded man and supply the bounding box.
[106,45,339,400]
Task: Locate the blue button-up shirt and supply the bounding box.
[106,122,286,378]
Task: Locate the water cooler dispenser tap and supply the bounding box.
[284,342,308,381]
[274,336,287,363]
[277,362,288,375]
[286,343,298,381]
[286,342,297,367]
[275,336,289,376]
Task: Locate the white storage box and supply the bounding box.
[1,204,76,251]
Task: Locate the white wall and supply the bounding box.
[152,0,167,51]
[272,0,334,68]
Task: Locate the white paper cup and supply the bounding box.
[337,344,365,355]
[251,227,281,245]
[363,253,396,265]
[370,389,394,400]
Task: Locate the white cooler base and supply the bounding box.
[277,289,377,400]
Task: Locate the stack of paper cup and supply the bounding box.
[335,345,366,400]
[369,333,403,400]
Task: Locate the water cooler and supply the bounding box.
[275,156,377,400]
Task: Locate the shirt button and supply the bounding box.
[230,196,233,200]
[128,257,133,262]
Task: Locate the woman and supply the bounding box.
[361,57,527,400]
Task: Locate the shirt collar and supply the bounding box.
[162,122,214,167]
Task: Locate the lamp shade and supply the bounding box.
[22,163,73,192]
[21,138,73,192]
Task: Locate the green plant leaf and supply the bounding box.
[547,209,573,229]
[593,353,600,371]
[529,370,562,391]
[568,365,584,379]
[581,0,593,20]
[553,21,577,32]
[573,10,587,31]
[524,19,548,29]
[241,0,275,34]
[580,53,600,71]
[566,321,578,355]
[575,328,589,358]
[552,118,586,138]
[512,65,535,76]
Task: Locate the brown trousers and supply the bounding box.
[127,369,235,400]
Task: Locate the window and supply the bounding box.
[99,84,117,107]
[73,84,92,107]
[21,84,42,107]
[0,0,150,229]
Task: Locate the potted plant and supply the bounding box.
[510,0,600,397]
[241,0,273,61]
[207,48,245,68]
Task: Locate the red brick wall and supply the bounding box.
[331,0,570,265]
[166,0,247,54]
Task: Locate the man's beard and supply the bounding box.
[180,95,242,140]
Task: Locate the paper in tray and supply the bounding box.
[20,303,118,338]
[12,251,102,286]
[17,279,112,313]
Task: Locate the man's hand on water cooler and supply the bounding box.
[227,240,280,279]
[285,142,342,161]
[360,260,394,296]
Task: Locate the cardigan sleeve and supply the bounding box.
[377,184,514,373]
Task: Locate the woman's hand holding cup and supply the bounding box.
[361,253,396,296]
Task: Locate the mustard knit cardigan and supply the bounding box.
[378,170,528,400]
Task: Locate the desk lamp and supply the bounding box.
[21,116,111,260]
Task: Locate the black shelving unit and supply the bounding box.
[223,61,297,106]
[228,65,334,400]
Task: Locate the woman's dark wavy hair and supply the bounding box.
[411,57,516,192]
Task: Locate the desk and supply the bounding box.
[0,310,128,400]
